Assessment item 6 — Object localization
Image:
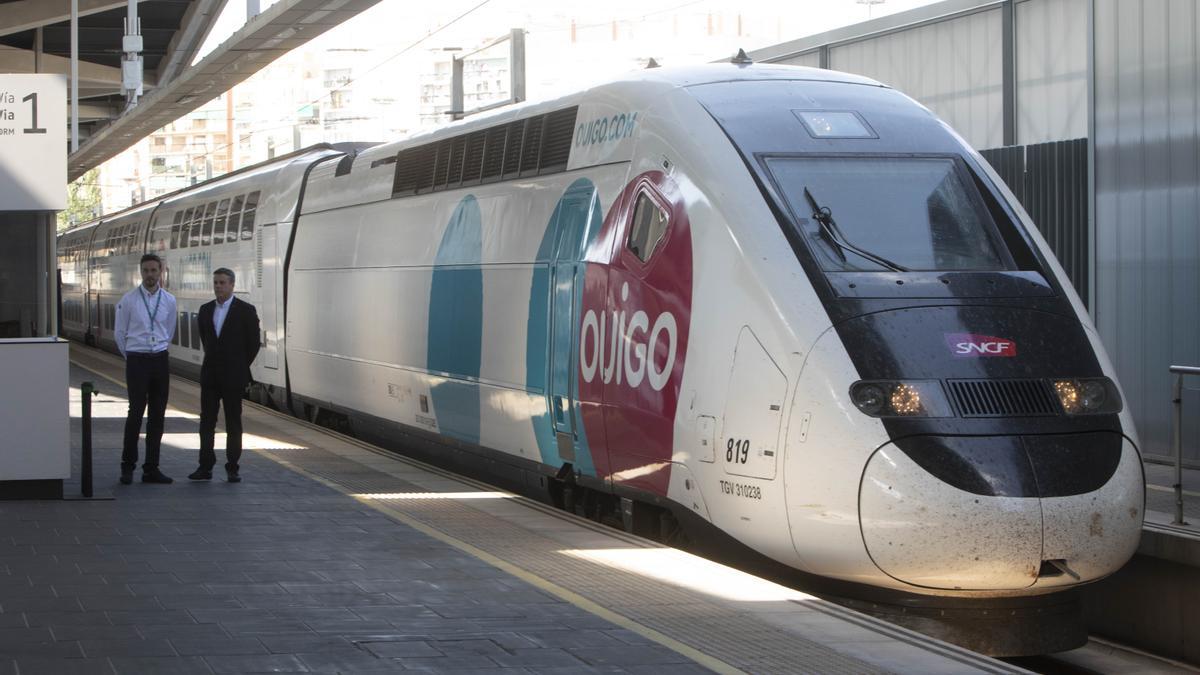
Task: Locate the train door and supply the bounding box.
[548,185,598,460]
[258,224,278,369]
[593,172,693,496]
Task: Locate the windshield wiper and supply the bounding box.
[803,187,910,273]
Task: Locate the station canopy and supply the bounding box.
[0,0,381,180]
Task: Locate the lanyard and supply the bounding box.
[140,287,163,338]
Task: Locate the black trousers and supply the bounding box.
[199,380,244,472]
[122,351,170,472]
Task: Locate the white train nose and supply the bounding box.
[858,435,1144,591]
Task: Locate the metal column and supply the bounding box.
[1001,0,1017,146]
[44,213,57,338]
[70,0,78,153]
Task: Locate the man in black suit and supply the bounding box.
[189,268,260,483]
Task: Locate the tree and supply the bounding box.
[57,169,103,232]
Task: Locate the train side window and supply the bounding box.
[190,313,201,350]
[213,199,231,245]
[171,315,180,345]
[170,211,183,248]
[178,208,193,248]
[625,191,670,263]
[967,167,1041,271]
[228,195,244,236]
[241,191,259,240]
[188,207,202,247]
[201,202,217,246]
[177,311,189,348]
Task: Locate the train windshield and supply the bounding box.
[766,156,1015,272]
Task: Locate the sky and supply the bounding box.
[189,0,946,137]
[88,0,946,205]
[198,0,945,80]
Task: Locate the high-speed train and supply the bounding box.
[60,63,1143,655]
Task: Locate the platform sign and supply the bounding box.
[0,74,66,211]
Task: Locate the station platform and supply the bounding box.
[0,344,1025,674]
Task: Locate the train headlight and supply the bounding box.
[850,381,953,418]
[1051,377,1121,415]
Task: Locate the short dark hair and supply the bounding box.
[213,267,235,284]
[139,253,162,269]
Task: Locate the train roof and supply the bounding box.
[59,63,889,236]
[59,143,376,234]
[350,63,888,167]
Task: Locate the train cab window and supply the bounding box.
[228,195,244,236]
[170,211,184,248]
[201,202,217,246]
[626,191,669,263]
[213,199,231,245]
[241,191,260,240]
[766,156,1015,272]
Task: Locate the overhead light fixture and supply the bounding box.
[176,94,197,105]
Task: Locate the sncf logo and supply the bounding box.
[945,333,1017,358]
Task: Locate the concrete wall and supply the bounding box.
[1083,527,1200,664]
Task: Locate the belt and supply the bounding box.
[128,350,168,357]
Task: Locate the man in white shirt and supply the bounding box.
[114,253,177,485]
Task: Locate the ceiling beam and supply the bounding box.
[0,46,158,88]
[68,0,383,180]
[156,0,229,86]
[0,0,151,38]
[78,102,123,121]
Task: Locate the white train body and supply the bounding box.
[61,65,1143,604]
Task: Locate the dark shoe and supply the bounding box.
[119,470,133,485]
[226,471,241,483]
[188,469,213,480]
[142,471,174,484]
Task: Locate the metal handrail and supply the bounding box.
[1169,365,1200,525]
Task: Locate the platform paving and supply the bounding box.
[0,363,704,674]
[0,347,1029,674]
